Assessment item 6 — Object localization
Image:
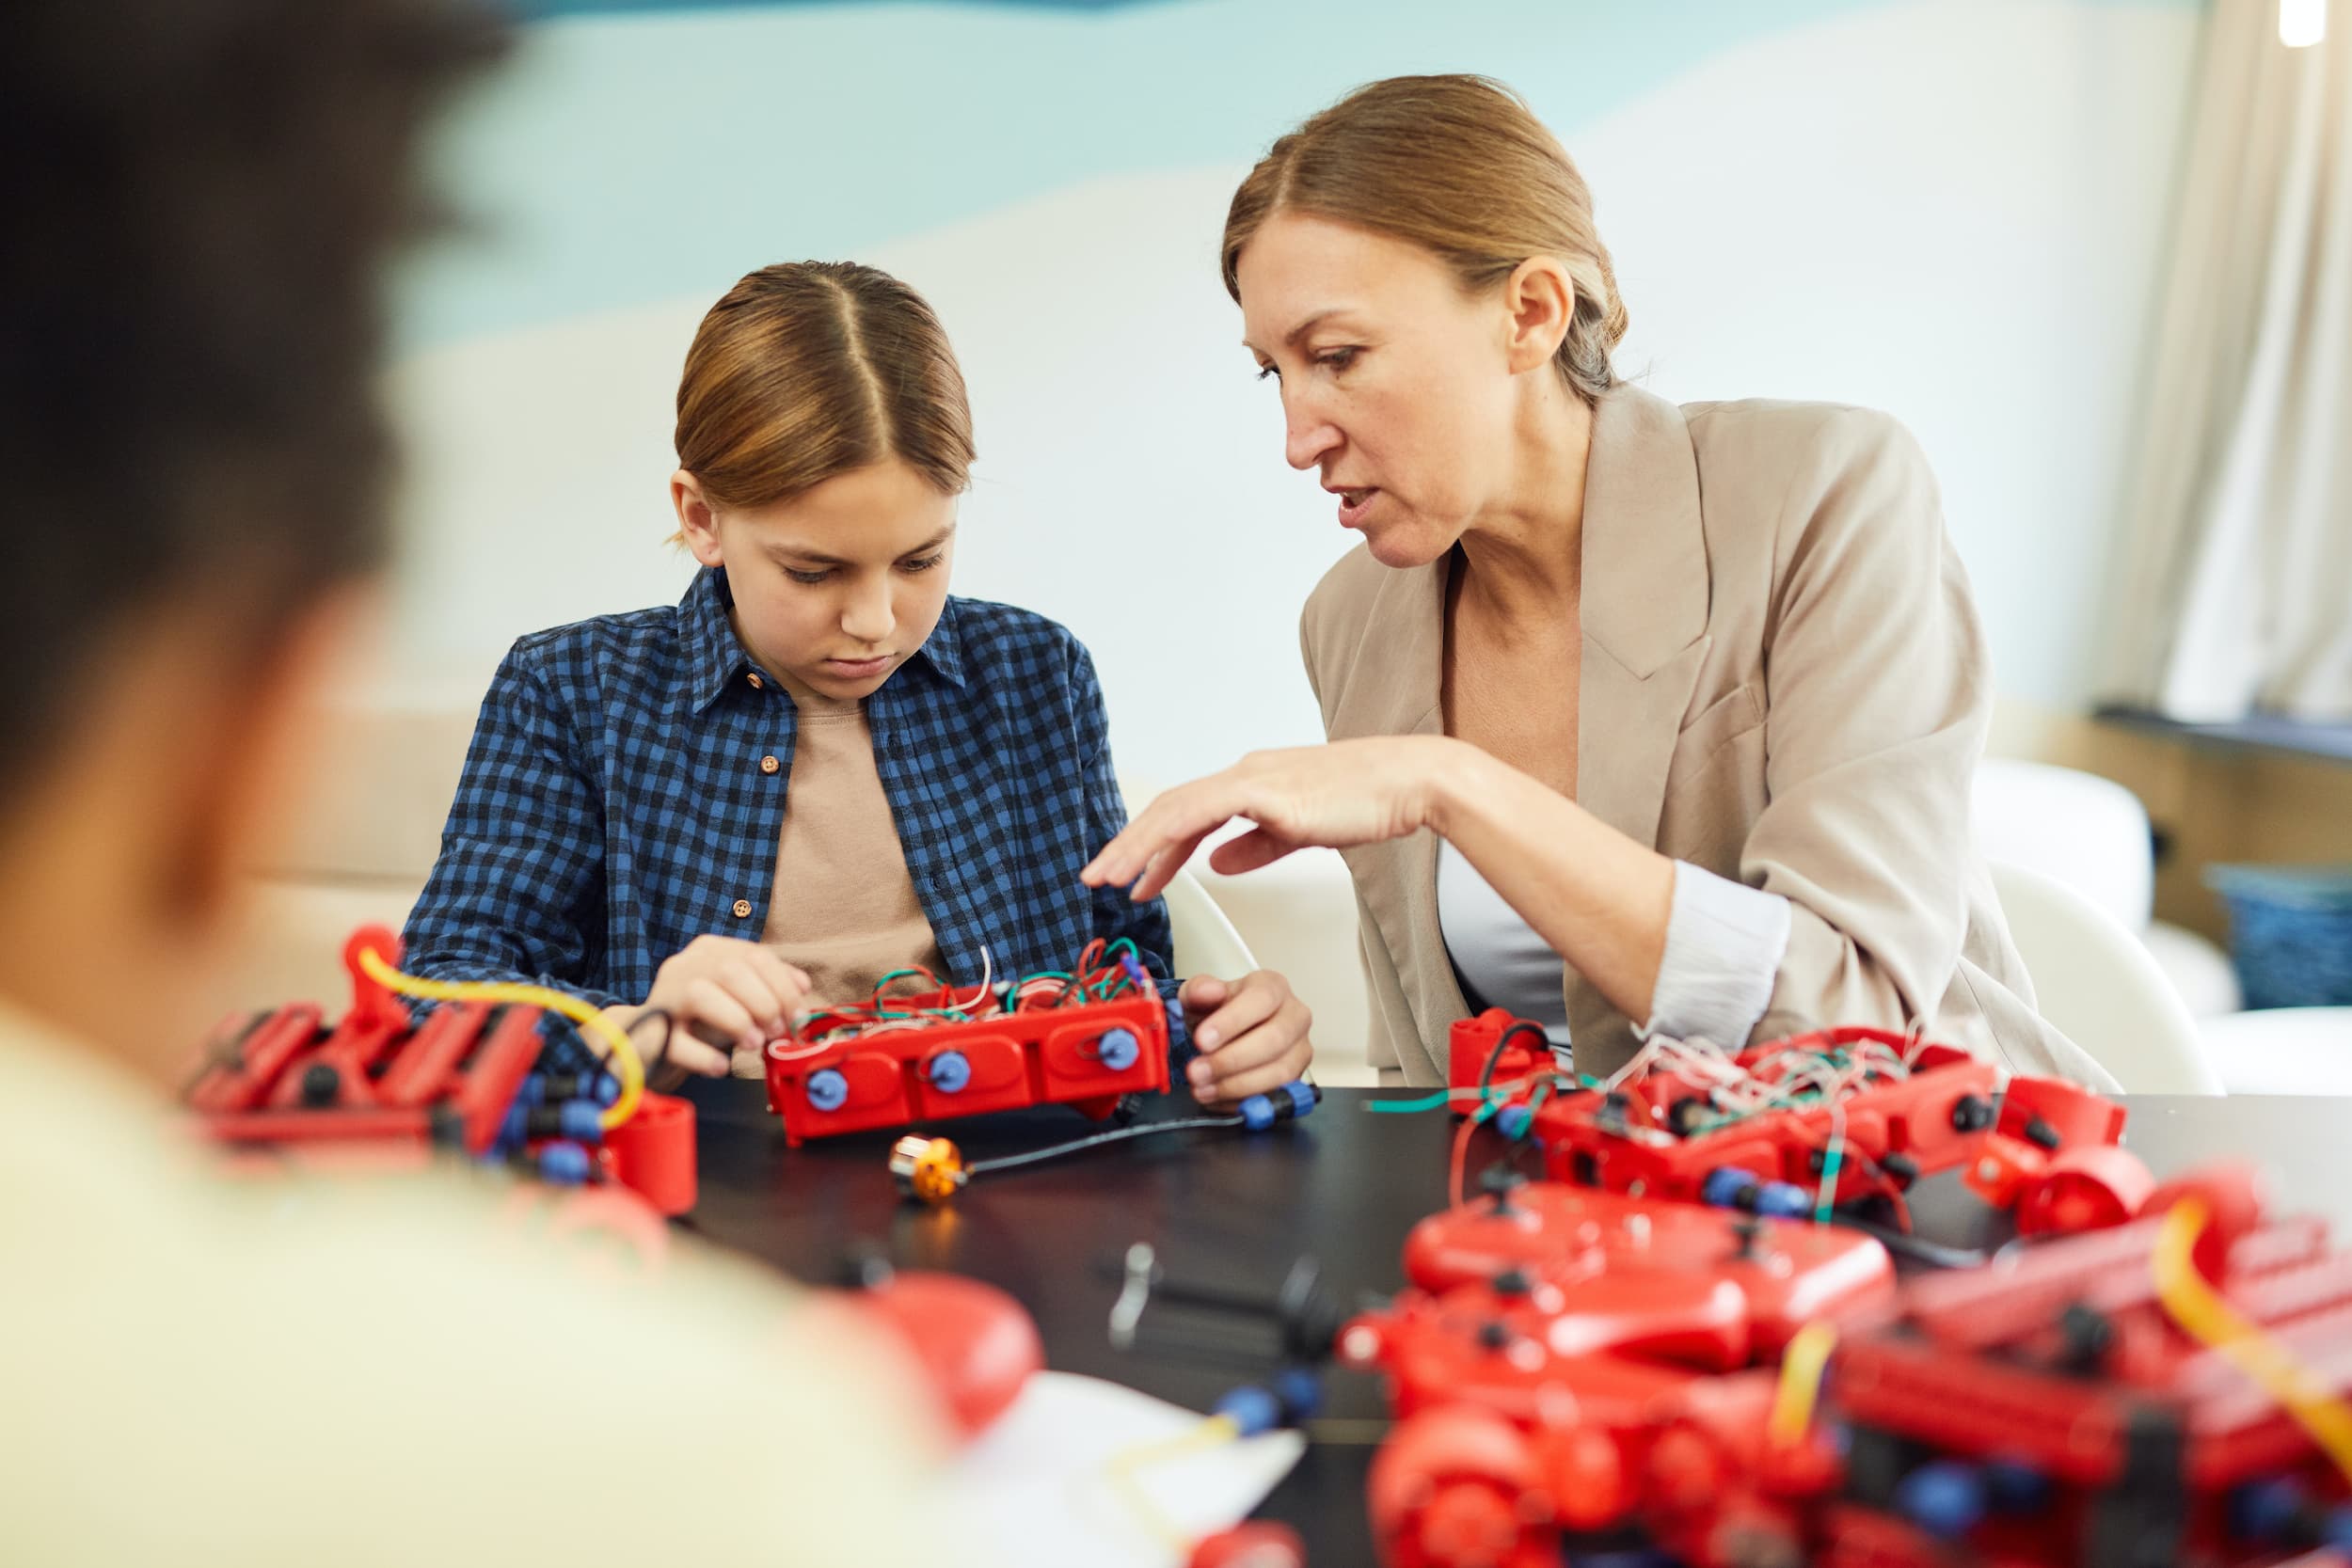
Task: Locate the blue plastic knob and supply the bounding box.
[1754,1180,1812,1219]
[1097,1028,1140,1071]
[805,1068,849,1112]
[929,1051,971,1094]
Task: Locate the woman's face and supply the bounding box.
[673,459,957,703]
[1236,211,1531,568]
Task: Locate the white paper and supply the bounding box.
[952,1370,1308,1567]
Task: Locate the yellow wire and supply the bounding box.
[2153,1197,2352,1491]
[1769,1321,1839,1447]
[356,948,644,1132]
[1104,1413,1240,1548]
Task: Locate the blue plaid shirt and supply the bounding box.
[402,566,1184,1049]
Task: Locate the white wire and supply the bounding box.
[1605,1027,1918,1131]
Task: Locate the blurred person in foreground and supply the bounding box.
[0,5,968,1562]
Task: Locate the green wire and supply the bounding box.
[1366,1089,1459,1114]
[1814,1137,1845,1224]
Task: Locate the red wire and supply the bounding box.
[1447,1072,1549,1210]
[1449,1111,1481,1210]
[800,943,1136,1040]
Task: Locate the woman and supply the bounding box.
[405,261,1312,1103]
[1085,75,2109,1090]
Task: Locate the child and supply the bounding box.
[403,261,1313,1102]
[0,7,966,1562]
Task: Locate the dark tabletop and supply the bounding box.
[675,1080,2352,1560]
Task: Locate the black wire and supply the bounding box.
[1479,1022,1550,1106]
[1828,1212,1993,1270]
[965,1114,1246,1177]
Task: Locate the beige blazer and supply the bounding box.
[1301,384,2113,1090]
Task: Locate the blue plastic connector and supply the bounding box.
[1213,1385,1282,1438]
[1753,1180,1812,1219]
[1701,1165,1760,1210]
[1982,1457,2050,1513]
[495,1101,529,1159]
[1271,1367,1322,1423]
[2230,1476,2309,1542]
[1895,1461,1987,1539]
[536,1141,592,1186]
[929,1051,971,1094]
[1239,1079,1321,1132]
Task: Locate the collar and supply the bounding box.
[681,567,969,714]
[1580,382,1710,678]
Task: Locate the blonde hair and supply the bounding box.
[674,261,975,514]
[1221,74,1629,407]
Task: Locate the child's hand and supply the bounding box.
[1178,970,1313,1108]
[610,937,811,1086]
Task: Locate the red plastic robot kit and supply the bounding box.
[1340,1178,1892,1564]
[764,938,1173,1146]
[1308,1013,2352,1568]
[185,926,697,1215]
[1319,1009,2265,1566]
[1806,1163,2352,1568]
[1449,1007,2154,1235]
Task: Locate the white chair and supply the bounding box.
[1160,868,1257,981]
[1972,759,2241,1016]
[1988,859,2224,1094]
[1115,772,1377,1082]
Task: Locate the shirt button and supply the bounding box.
[758,754,781,775]
[732,898,753,919]
[747,673,764,689]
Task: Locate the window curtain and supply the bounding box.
[2106,0,2352,721]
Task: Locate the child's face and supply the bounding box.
[674,460,957,703]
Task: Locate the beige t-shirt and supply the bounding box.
[761,691,944,1005]
[0,1001,974,1567]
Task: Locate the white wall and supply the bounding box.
[380,0,2203,792]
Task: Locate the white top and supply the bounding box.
[1437,840,1794,1063]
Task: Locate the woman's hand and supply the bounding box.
[1180,970,1313,1107]
[1081,736,1470,901]
[604,936,811,1087]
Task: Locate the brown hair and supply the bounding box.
[0,0,498,805]
[1221,74,1629,407]
[675,261,976,513]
